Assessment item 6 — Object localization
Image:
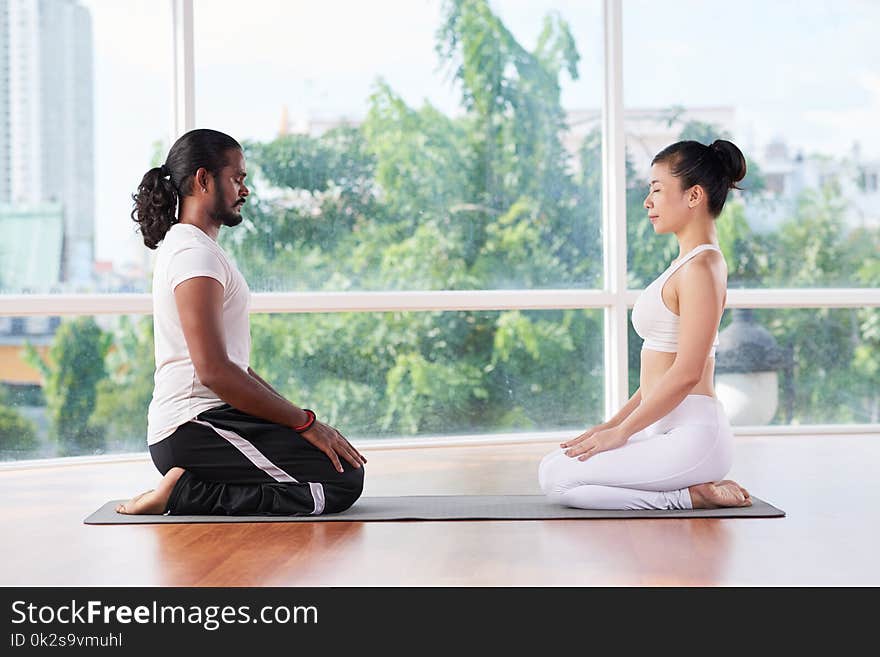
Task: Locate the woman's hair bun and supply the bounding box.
[710,139,747,186]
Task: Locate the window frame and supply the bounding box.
[0,0,877,465]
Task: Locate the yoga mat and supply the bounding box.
[84,494,784,524]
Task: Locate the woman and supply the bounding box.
[539,139,752,510]
[117,128,366,515]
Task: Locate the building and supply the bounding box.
[0,0,9,202]
[749,139,880,234]
[0,0,94,388]
[563,106,739,179]
[0,0,94,289]
[0,201,63,291]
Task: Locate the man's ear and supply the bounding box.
[194,167,210,193]
[687,184,706,209]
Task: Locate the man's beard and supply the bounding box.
[210,189,243,227]
[221,210,243,227]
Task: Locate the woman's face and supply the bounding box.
[643,162,691,234]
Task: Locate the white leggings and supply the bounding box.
[538,395,734,510]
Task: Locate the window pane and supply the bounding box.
[4,304,874,462]
[0,0,170,295]
[623,0,880,289]
[627,307,880,425]
[0,309,603,462]
[194,0,604,291]
[249,309,603,438]
[0,314,153,461]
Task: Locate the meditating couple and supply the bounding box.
[117,129,751,516]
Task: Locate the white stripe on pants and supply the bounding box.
[538,395,734,510]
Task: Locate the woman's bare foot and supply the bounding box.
[116,467,186,515]
[689,479,752,509]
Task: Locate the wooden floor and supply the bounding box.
[1,434,878,586]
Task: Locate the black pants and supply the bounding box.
[150,405,364,516]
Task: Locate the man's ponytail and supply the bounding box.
[131,166,178,249]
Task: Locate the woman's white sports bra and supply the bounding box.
[631,243,723,358]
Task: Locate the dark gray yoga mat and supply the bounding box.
[84,494,784,524]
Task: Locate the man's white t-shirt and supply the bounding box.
[147,223,251,446]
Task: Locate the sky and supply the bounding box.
[79,0,880,269]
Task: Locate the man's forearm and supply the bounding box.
[616,371,697,438]
[603,387,642,428]
[247,367,287,403]
[205,363,310,428]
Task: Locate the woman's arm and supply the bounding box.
[174,277,365,471]
[615,369,698,437]
[602,387,642,428]
[616,256,725,438]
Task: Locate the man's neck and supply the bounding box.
[177,207,221,241]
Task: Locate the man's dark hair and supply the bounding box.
[131,128,242,249]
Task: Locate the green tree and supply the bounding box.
[716,199,770,287]
[181,0,879,436]
[0,385,38,458]
[222,127,382,291]
[220,0,607,436]
[850,226,880,422]
[770,182,850,287]
[438,1,601,287]
[755,181,873,423]
[92,316,155,451]
[25,318,110,455]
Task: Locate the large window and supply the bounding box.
[627,307,880,426]
[0,0,877,464]
[622,0,880,289]
[0,0,171,295]
[0,314,152,461]
[0,310,603,461]
[194,0,605,291]
[618,0,879,433]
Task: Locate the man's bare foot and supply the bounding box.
[689,479,752,509]
[116,467,186,515]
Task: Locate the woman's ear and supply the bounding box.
[687,184,706,209]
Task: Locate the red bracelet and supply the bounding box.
[293,409,317,432]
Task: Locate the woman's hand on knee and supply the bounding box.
[560,425,629,461]
[560,422,609,449]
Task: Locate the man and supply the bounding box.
[119,128,365,515]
